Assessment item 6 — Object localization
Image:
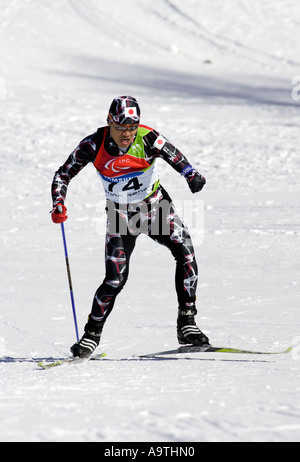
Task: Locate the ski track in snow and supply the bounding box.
[0,0,300,443]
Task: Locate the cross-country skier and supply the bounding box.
[51,96,209,358]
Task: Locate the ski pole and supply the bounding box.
[60,222,79,342]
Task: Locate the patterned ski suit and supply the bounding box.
[52,125,199,323]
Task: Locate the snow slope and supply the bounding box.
[0,0,300,442]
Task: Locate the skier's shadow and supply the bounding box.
[0,356,66,364]
[101,357,273,364]
[0,356,273,365]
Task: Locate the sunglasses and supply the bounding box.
[113,124,139,132]
[108,114,139,131]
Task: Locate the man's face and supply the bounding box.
[109,122,139,149]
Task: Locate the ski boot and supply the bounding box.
[70,316,104,359]
[177,304,210,346]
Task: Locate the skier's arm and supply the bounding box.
[51,135,97,208]
[145,130,206,193]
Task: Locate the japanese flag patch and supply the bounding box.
[124,106,138,118]
[154,135,167,150]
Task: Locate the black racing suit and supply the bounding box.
[52,125,200,324]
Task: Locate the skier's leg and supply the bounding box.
[149,194,209,346]
[150,203,198,306]
[71,229,137,358]
[91,232,136,322]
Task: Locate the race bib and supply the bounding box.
[98,161,159,203]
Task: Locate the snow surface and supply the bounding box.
[1,0,300,443]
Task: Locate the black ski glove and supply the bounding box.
[185,169,206,193]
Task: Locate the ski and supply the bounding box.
[139,345,293,358]
[37,346,292,367]
[37,353,106,369]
